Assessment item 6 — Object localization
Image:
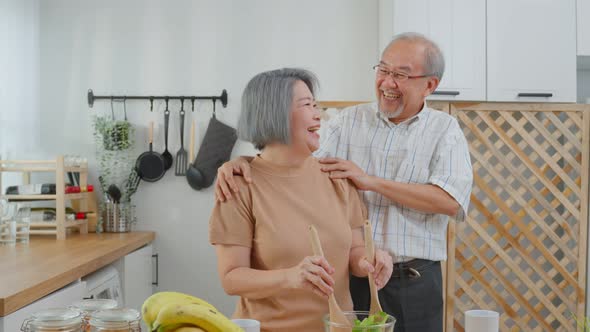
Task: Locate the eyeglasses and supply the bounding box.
[372,65,433,82]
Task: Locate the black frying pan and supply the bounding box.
[136,121,166,182]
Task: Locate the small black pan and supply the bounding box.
[136,122,166,182]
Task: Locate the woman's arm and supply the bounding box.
[349,227,369,278]
[216,244,337,299]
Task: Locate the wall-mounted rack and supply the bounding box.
[87,89,228,110]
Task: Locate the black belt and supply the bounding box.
[391,259,436,279]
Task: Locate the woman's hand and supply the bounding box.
[357,249,393,290]
[285,256,336,298]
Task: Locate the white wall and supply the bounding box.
[0,0,40,159]
[34,0,379,315]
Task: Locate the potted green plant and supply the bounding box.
[93,116,132,151]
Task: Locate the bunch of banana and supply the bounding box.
[152,302,243,332]
[141,292,243,332]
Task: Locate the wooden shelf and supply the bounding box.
[0,155,90,240]
[64,219,88,228]
[30,222,57,228]
[64,166,87,173]
[2,192,89,201]
[2,194,57,200]
[65,193,89,200]
[29,229,57,235]
[29,219,89,229]
[1,167,57,172]
[0,167,87,173]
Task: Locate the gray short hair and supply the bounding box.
[238,68,319,150]
[385,32,445,81]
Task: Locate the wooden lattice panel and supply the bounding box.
[450,103,590,332]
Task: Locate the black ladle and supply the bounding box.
[186,113,206,190]
[162,99,173,170]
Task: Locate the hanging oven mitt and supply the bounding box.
[191,115,237,190]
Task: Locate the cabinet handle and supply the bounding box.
[152,254,159,286]
[432,90,460,96]
[517,92,553,98]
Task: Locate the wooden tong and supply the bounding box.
[308,225,351,330]
[364,220,384,315]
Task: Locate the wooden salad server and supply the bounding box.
[364,220,384,315]
[309,225,351,331]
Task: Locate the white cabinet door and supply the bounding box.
[0,280,85,332]
[487,0,576,102]
[114,244,155,312]
[390,0,486,101]
[578,0,590,55]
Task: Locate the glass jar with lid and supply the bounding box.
[88,308,141,332]
[70,299,118,330]
[21,308,84,332]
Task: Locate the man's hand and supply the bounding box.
[319,157,375,191]
[215,157,253,202]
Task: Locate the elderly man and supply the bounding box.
[215,32,473,332]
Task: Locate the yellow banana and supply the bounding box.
[171,327,206,332]
[154,323,205,332]
[152,302,243,332]
[142,292,217,330]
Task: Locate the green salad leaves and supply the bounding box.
[352,311,389,331]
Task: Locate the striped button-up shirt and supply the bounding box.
[314,102,472,262]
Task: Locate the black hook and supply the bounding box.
[165,97,169,112]
[212,99,216,119]
[150,97,154,111]
[110,97,115,119]
[123,97,127,120]
[180,98,185,112]
[191,98,195,112]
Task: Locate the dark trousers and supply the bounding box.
[350,259,443,332]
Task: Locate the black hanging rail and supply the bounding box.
[87,89,228,109]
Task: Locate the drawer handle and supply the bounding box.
[517,92,553,98]
[152,254,159,286]
[432,90,460,96]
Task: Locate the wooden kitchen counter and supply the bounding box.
[0,231,155,316]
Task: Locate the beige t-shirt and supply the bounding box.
[209,156,366,332]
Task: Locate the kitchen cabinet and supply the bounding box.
[0,233,154,332]
[113,243,155,312]
[487,0,576,102]
[389,0,486,101]
[578,0,590,55]
[0,280,85,332]
[382,0,577,102]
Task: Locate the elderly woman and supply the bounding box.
[208,68,393,331]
